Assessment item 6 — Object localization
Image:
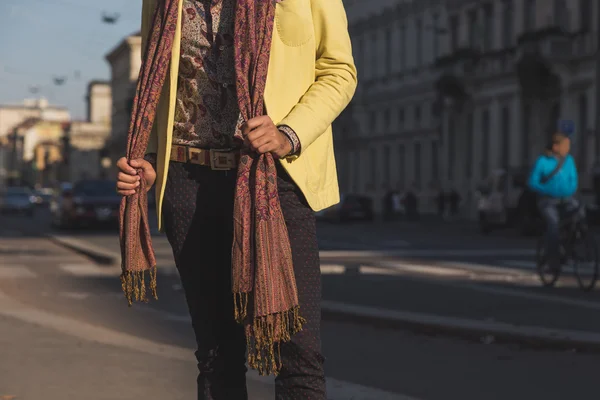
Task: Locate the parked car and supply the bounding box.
[0,187,35,216]
[31,187,55,207]
[315,194,374,222]
[50,179,120,229]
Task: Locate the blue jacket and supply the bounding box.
[528,154,578,198]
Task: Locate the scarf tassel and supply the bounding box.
[120,267,158,306]
[235,292,305,376]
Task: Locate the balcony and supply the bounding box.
[517,26,595,63]
[434,47,480,76]
[433,48,480,102]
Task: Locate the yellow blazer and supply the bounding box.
[141,0,357,231]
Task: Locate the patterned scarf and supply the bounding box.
[231,0,304,376]
[119,0,178,303]
[119,0,304,376]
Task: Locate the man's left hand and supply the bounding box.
[242,115,292,159]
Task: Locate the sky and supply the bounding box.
[0,0,143,120]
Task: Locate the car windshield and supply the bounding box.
[6,192,29,198]
[73,180,118,197]
[5,188,31,197]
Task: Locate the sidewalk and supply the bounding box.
[0,314,274,400]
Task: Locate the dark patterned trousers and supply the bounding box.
[162,161,326,400]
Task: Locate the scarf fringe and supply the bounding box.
[120,267,158,306]
[235,293,305,376]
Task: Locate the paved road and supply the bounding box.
[2,210,600,399]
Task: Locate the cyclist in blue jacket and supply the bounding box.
[528,131,585,271]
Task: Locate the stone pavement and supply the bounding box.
[0,306,274,400]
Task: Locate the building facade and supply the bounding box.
[104,33,142,176]
[341,0,600,217]
[0,99,70,188]
[0,82,112,188]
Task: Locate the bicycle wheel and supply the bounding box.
[536,236,560,287]
[573,231,599,292]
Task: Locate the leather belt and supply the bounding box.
[170,144,240,170]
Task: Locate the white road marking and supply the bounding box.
[320,248,535,258]
[0,289,418,400]
[320,264,346,274]
[321,299,600,347]
[498,260,538,270]
[0,265,36,278]
[320,261,539,282]
[434,261,536,276]
[59,263,120,277]
[59,291,91,300]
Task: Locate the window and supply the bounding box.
[521,104,531,166]
[415,18,423,65]
[370,32,377,77]
[448,117,455,180]
[370,148,377,184]
[580,0,592,31]
[432,13,440,60]
[465,113,473,179]
[483,3,494,51]
[468,9,478,49]
[450,15,459,52]
[554,0,569,31]
[481,109,490,178]
[369,111,377,133]
[414,142,421,185]
[502,0,513,47]
[414,105,421,127]
[384,109,391,130]
[398,144,406,188]
[501,107,510,168]
[352,150,360,192]
[431,140,439,181]
[383,145,391,186]
[385,28,392,75]
[400,25,407,70]
[524,0,536,31]
[398,107,405,129]
[578,94,588,170]
[355,36,364,77]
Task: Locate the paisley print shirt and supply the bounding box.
[173,0,300,154]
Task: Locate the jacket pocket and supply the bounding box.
[275,0,314,47]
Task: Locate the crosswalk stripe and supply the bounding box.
[59,264,120,277]
[0,265,36,278]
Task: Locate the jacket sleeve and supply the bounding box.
[528,156,548,195]
[277,0,358,154]
[142,0,159,155]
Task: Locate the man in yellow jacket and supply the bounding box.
[116,0,356,398]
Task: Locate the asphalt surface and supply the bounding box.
[2,208,600,399]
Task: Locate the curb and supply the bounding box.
[47,234,120,265]
[321,300,600,352]
[48,234,600,352]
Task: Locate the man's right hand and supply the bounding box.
[116,157,157,196]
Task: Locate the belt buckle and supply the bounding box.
[187,147,203,164]
[209,149,236,170]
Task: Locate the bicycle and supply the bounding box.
[535,206,599,291]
